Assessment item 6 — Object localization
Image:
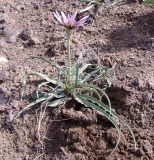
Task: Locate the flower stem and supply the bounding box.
[66,28,72,83]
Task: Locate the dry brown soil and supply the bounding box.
[0,0,154,160]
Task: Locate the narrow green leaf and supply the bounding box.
[36,81,51,98]
[29,56,63,71]
[27,56,67,77]
[13,97,48,121]
[80,69,100,83]
[48,97,68,107]
[78,85,102,100]
[30,71,63,86]
[81,84,112,116]
[20,72,27,100]
[79,64,93,75]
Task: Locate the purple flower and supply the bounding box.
[53,11,89,29]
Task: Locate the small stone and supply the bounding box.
[142,93,152,103]
[118,76,125,81]
[0,57,8,63]
[3,26,13,35]
[7,34,17,43]
[142,140,153,154]
[27,37,39,45]
[132,79,139,86]
[150,38,154,48]
[32,3,39,10]
[0,70,7,82]
[0,90,8,111]
[0,25,5,34]
[135,148,145,156]
[147,78,154,90]
[132,78,144,88]
[45,47,55,57]
[0,5,5,13]
[14,4,25,11]
[96,141,107,151]
[71,142,86,153]
[0,14,5,24]
[122,60,127,66]
[6,111,14,122]
[0,29,4,35]
[9,100,19,109]
[126,74,132,79]
[19,28,33,41]
[71,2,79,8]
[134,59,142,67]
[141,113,146,126]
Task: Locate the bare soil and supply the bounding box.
[0,0,154,160]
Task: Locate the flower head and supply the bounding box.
[53,11,89,29]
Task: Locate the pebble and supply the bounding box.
[0,26,12,35]
[32,3,39,10]
[0,90,8,111]
[19,28,33,41]
[118,76,125,81]
[134,59,142,67]
[0,5,5,13]
[6,111,14,122]
[7,34,17,43]
[150,38,154,48]
[132,78,144,88]
[141,113,146,127]
[0,70,7,82]
[0,56,8,63]
[142,140,153,155]
[71,2,79,8]
[135,148,145,156]
[122,60,127,66]
[19,28,39,46]
[0,25,5,31]
[14,4,25,11]
[45,47,55,57]
[147,78,154,90]
[0,14,5,24]
[27,36,39,45]
[142,93,152,103]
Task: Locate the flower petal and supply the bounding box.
[61,11,68,24]
[53,11,63,24]
[53,11,88,29]
[69,11,77,27]
[71,11,78,22]
[76,16,89,27]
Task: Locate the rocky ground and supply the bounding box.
[0,0,154,160]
